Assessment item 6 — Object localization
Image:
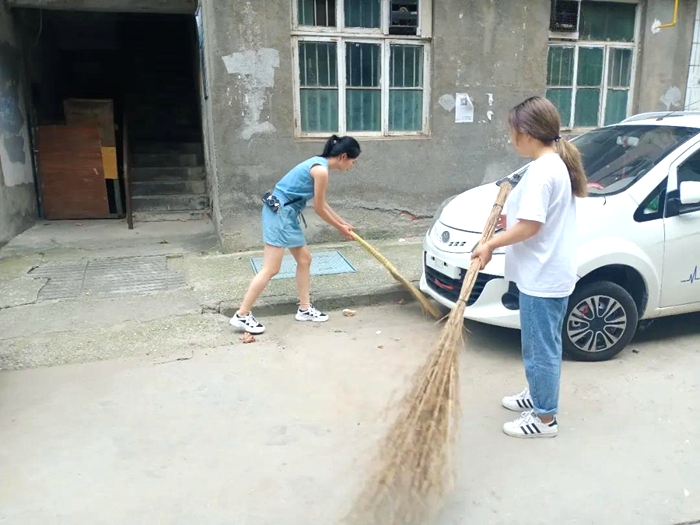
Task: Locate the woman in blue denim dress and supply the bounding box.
[230,135,361,334]
[473,97,588,438]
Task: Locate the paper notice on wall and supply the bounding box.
[455,93,474,123]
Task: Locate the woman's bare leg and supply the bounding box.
[237,244,285,314]
[289,245,312,310]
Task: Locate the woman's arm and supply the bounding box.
[325,203,352,227]
[471,219,542,269]
[311,166,354,240]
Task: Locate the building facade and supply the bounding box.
[0,0,698,250]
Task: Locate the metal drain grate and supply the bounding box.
[29,256,186,301]
[250,250,356,280]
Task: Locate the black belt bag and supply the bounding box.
[262,191,304,213]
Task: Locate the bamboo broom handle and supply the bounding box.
[451,181,512,318]
[350,231,442,320]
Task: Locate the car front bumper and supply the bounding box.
[419,233,522,330]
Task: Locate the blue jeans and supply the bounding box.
[519,292,569,417]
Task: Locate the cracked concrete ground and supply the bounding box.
[0,304,699,525]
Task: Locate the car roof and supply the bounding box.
[617,111,700,128]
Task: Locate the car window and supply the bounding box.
[675,149,700,213]
[634,179,666,223]
[571,125,699,196]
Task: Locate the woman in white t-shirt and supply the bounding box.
[472,96,588,438]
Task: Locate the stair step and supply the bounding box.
[132,180,206,196]
[133,210,210,222]
[130,167,205,182]
[132,153,200,168]
[133,142,203,155]
[132,194,209,212]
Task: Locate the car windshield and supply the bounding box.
[572,125,699,195]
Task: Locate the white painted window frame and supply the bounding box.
[291,0,432,138]
[547,1,640,131]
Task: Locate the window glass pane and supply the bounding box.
[298,0,336,26]
[346,42,380,88]
[604,90,628,125]
[678,152,700,184]
[346,42,380,132]
[390,45,423,88]
[301,90,339,132]
[389,45,424,132]
[607,48,633,88]
[574,88,600,127]
[299,42,338,132]
[299,42,337,87]
[546,88,572,127]
[580,2,636,42]
[547,46,574,86]
[389,90,423,131]
[345,0,380,28]
[347,90,381,131]
[577,47,603,86]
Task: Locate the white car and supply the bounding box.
[420,112,700,361]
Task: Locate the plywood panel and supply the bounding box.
[38,125,110,220]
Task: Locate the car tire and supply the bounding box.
[563,281,639,362]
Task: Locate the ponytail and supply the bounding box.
[320,135,361,159]
[556,139,588,198]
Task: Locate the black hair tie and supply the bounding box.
[553,136,562,142]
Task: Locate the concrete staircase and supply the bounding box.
[131,142,208,220]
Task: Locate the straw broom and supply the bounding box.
[347,181,512,525]
[350,231,442,320]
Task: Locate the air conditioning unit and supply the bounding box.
[549,0,581,39]
[389,0,419,36]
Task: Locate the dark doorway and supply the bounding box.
[14,9,207,220]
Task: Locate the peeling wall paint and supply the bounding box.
[0,40,32,187]
[438,94,456,112]
[660,85,682,110]
[222,48,279,140]
[1,2,37,244]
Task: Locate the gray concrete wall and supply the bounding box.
[202,0,549,252]
[0,0,36,246]
[635,0,697,113]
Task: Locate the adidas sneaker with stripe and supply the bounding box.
[502,387,535,411]
[503,410,558,439]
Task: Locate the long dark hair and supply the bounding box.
[508,96,588,198]
[321,135,361,159]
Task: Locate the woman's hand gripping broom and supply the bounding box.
[347,180,512,525]
[350,231,442,320]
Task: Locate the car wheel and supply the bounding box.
[563,281,639,362]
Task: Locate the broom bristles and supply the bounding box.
[347,182,512,525]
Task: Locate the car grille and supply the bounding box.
[424,257,502,306]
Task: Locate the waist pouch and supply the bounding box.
[262,191,304,213]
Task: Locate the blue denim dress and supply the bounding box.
[262,156,329,248]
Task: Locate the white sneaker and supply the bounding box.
[503,410,558,439]
[295,305,329,323]
[502,387,534,411]
[230,312,265,334]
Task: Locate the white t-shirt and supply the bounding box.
[504,153,578,298]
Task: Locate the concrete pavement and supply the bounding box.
[0,219,427,370]
[1,304,698,525]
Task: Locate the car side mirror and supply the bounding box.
[679,181,700,206]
